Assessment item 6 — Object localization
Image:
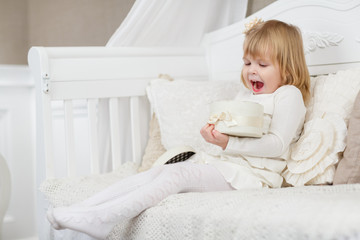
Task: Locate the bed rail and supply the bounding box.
[28,46,207,179]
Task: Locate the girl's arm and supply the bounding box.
[224,86,306,158]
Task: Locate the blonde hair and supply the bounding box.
[241,19,310,104]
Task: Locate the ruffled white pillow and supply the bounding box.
[283,114,347,186]
[283,68,360,186]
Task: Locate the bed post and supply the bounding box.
[28,47,53,239]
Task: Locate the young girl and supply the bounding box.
[47,19,310,239]
[200,19,310,189]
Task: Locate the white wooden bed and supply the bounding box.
[28,0,360,239]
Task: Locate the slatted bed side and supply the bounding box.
[28,46,208,180]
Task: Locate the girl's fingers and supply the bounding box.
[201,124,210,132]
[212,129,220,137]
[201,124,214,134]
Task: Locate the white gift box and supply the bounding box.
[209,101,264,137]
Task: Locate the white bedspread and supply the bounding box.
[41,163,360,240]
[108,184,360,240]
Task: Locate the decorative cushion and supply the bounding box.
[333,91,360,184]
[146,79,244,155]
[283,68,360,186]
[282,114,347,186]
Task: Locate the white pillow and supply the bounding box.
[306,68,360,124]
[282,114,347,186]
[146,79,244,155]
[283,67,360,186]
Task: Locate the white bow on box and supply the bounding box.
[208,111,238,127]
[208,101,264,138]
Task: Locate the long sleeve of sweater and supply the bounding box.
[223,85,306,158]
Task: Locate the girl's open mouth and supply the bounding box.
[250,80,264,93]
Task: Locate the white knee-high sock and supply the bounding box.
[50,162,233,239]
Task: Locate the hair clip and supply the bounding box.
[243,17,264,34]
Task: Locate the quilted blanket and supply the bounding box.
[41,163,360,240]
[108,184,360,240]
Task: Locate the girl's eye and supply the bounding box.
[259,63,267,67]
[244,63,251,66]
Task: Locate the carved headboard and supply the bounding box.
[203,0,360,81]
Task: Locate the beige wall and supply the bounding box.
[0,0,135,64]
[0,0,29,64]
[27,0,135,47]
[246,0,276,16]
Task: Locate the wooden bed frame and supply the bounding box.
[28,0,360,239]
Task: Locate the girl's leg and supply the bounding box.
[79,166,164,207]
[50,162,233,239]
[47,166,164,230]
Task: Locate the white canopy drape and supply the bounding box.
[107,0,248,47]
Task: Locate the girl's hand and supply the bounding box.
[200,124,229,150]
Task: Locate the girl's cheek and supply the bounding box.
[242,70,247,80]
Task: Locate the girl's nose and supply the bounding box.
[249,65,257,74]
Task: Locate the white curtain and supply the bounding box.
[99,0,248,172]
[107,0,248,47]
